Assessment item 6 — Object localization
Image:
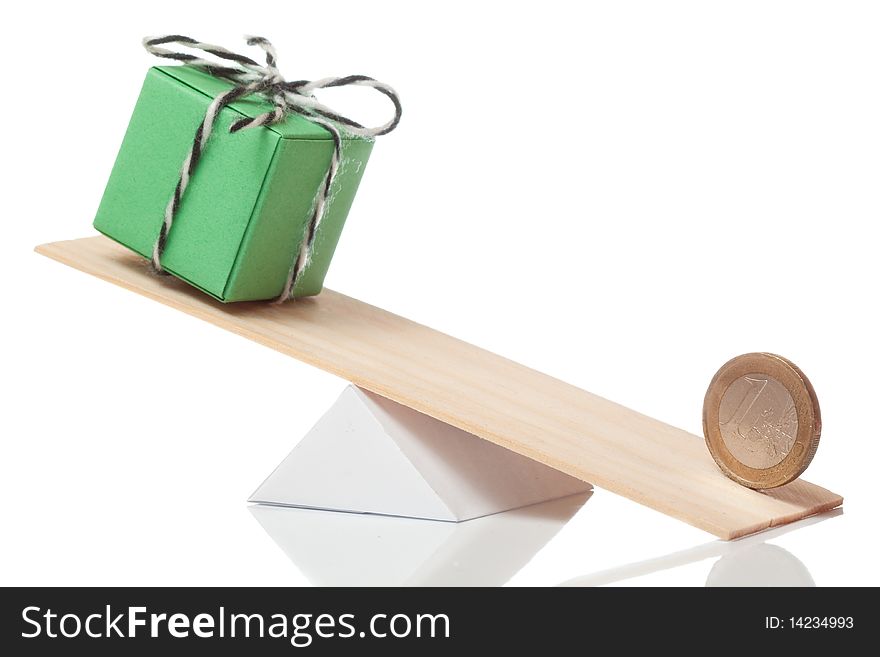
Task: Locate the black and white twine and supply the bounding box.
[142,35,402,302]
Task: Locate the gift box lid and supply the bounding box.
[158,65,340,141]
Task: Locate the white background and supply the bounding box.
[1,1,877,586]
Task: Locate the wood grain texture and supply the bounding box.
[36,237,843,539]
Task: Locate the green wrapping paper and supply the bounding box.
[94,65,373,301]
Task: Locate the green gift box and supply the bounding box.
[93,65,374,301]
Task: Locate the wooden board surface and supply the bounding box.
[36,237,843,539]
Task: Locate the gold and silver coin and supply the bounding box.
[702,353,821,489]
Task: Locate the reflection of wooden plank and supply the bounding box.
[36,236,843,539]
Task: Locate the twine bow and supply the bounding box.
[142,35,402,302]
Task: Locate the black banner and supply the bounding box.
[0,587,865,654]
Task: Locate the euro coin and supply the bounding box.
[702,353,821,489]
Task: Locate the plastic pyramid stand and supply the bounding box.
[250,492,591,586]
[249,386,592,521]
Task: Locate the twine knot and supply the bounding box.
[142,35,402,302]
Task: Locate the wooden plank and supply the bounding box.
[36,237,843,539]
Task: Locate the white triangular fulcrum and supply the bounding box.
[250,492,591,586]
[249,386,591,521]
